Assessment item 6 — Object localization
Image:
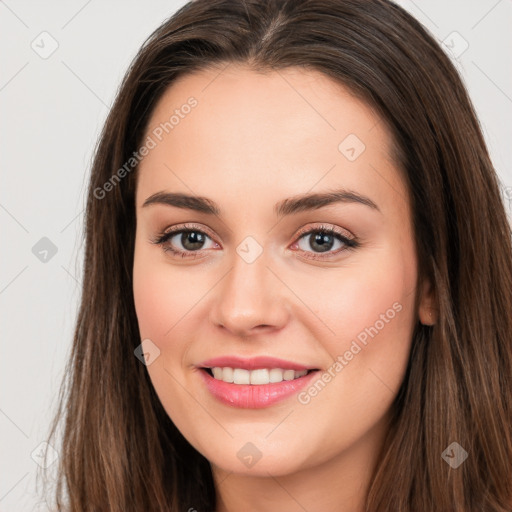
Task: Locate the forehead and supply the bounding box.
[136,64,408,215]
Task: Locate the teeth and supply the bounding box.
[209,367,309,385]
[222,367,234,383]
[269,368,284,383]
[283,369,295,381]
[212,367,223,380]
[250,369,269,385]
[233,368,250,384]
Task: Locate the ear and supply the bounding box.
[418,277,437,325]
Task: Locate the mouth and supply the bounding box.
[201,367,316,384]
[197,356,320,408]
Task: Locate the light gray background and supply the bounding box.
[1,1,511,510]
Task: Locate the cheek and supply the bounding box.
[293,242,416,346]
[336,261,414,350]
[132,249,205,441]
[132,240,192,341]
[296,241,417,393]
[132,265,174,340]
[132,243,211,389]
[292,248,416,451]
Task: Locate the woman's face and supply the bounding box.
[133,64,433,477]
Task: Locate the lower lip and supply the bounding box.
[199,369,319,409]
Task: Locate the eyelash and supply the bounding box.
[150,222,359,261]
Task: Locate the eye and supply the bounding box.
[150,223,218,259]
[290,224,359,260]
[150,222,359,260]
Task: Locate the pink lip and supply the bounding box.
[198,368,319,409]
[198,355,314,371]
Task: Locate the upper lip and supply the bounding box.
[198,356,318,371]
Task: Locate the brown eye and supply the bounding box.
[298,231,339,253]
[173,230,208,251]
[291,225,359,260]
[152,224,218,258]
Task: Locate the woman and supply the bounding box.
[42,0,512,510]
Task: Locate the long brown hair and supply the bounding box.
[41,0,512,510]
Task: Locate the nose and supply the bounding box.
[209,247,290,339]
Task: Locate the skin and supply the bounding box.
[132,63,436,512]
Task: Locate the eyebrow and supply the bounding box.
[142,188,380,216]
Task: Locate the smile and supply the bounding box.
[197,356,320,408]
[207,367,310,385]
